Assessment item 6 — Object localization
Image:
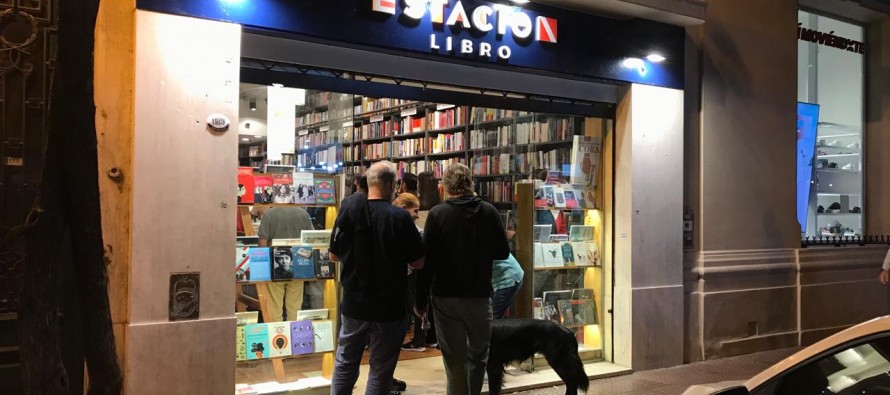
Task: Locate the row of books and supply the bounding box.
[515,148,572,174]
[356,118,400,140]
[360,97,410,113]
[360,142,392,160]
[238,319,334,361]
[535,288,598,326]
[477,179,514,204]
[471,108,518,123]
[472,153,513,176]
[297,146,341,168]
[393,138,427,157]
[236,244,334,282]
[400,115,427,134]
[237,168,336,205]
[390,158,466,178]
[516,119,575,145]
[535,184,591,209]
[533,241,600,268]
[428,106,465,130]
[297,129,341,148]
[470,126,513,148]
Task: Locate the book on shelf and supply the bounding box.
[254,174,274,204]
[563,188,578,209]
[533,225,552,242]
[238,167,255,204]
[471,107,514,123]
[272,246,295,280]
[561,242,576,266]
[314,179,336,205]
[543,186,555,207]
[542,290,572,323]
[295,309,329,321]
[292,246,316,280]
[394,137,427,157]
[314,248,335,279]
[272,173,295,204]
[400,115,426,134]
[552,186,567,208]
[533,242,546,268]
[245,323,270,360]
[236,236,259,246]
[248,247,271,281]
[571,288,594,300]
[570,242,594,266]
[470,126,513,148]
[572,299,598,326]
[301,230,332,246]
[267,321,293,358]
[533,297,544,320]
[569,225,595,242]
[430,133,464,153]
[293,172,316,204]
[290,320,315,355]
[570,136,602,188]
[550,234,569,242]
[477,179,513,204]
[236,246,250,282]
[541,243,563,267]
[558,299,575,326]
[312,320,335,352]
[236,311,259,327]
[428,105,465,129]
[271,238,302,247]
[236,326,247,361]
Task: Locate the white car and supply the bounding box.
[683,315,890,395]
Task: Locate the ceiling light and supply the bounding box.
[622,57,644,69]
[241,138,249,141]
[253,135,262,138]
[646,54,666,63]
[249,99,257,111]
[510,0,530,3]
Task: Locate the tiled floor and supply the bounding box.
[512,347,800,395]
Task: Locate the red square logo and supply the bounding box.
[535,16,558,43]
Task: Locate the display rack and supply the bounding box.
[811,122,863,236]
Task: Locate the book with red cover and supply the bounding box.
[254,174,274,204]
[237,167,255,204]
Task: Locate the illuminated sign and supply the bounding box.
[371,0,557,60]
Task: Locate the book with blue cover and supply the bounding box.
[292,246,315,279]
[290,320,315,355]
[245,323,269,360]
[247,247,271,281]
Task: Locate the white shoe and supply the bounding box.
[842,163,855,170]
[847,142,860,149]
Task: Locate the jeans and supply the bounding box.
[491,279,523,319]
[331,315,408,395]
[432,296,492,395]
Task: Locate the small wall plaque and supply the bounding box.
[169,272,200,321]
[207,113,231,131]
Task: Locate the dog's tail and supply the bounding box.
[564,327,590,392]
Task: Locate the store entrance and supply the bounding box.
[234,66,615,392]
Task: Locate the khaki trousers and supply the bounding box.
[265,280,304,321]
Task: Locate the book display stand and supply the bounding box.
[235,176,341,386]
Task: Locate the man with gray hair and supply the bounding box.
[329,161,425,395]
[415,163,510,395]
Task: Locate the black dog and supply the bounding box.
[488,318,590,395]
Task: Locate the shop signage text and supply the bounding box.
[798,23,865,54]
[372,0,557,61]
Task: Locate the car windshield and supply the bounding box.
[772,336,890,395]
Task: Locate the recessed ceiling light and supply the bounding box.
[622,57,644,69]
[241,137,249,141]
[510,0,530,3]
[254,135,262,138]
[646,54,666,63]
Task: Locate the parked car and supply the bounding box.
[683,315,890,395]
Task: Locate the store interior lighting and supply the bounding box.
[249,98,257,111]
[646,54,666,63]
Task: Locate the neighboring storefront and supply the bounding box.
[94,0,688,393]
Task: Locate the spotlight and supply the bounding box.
[646,54,666,63]
[249,99,257,111]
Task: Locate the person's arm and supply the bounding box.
[490,205,510,260]
[259,238,269,247]
[257,210,272,247]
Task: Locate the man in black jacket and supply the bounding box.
[415,163,510,395]
[329,161,425,395]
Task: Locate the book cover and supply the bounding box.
[271,246,295,280]
[312,320,335,352]
[558,299,575,326]
[590,241,601,266]
[533,243,546,268]
[236,326,247,361]
[533,225,552,242]
[314,248,334,279]
[293,172,316,204]
[271,238,302,247]
[272,173,295,204]
[236,311,259,327]
[314,179,336,205]
[254,174,274,204]
[572,299,598,326]
[301,230,332,246]
[575,188,588,208]
[236,246,250,282]
[543,186,555,207]
[248,247,271,281]
[552,187,567,208]
[292,246,315,279]
[533,297,543,320]
[563,188,578,209]
[569,225,595,242]
[571,242,593,266]
[533,182,548,207]
[571,288,595,300]
[245,323,270,360]
[542,290,572,323]
[238,167,255,204]
[290,320,315,355]
[267,322,292,358]
[541,243,563,267]
[561,242,576,267]
[569,136,603,187]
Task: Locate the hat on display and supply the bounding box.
[817,205,825,213]
[827,202,842,213]
[828,162,839,169]
[851,207,862,213]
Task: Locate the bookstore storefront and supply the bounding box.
[117,0,685,393]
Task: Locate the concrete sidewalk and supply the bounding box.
[513,347,800,395]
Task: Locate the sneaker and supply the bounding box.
[389,390,401,395]
[842,163,855,170]
[401,342,426,352]
[392,378,407,392]
[426,342,439,349]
